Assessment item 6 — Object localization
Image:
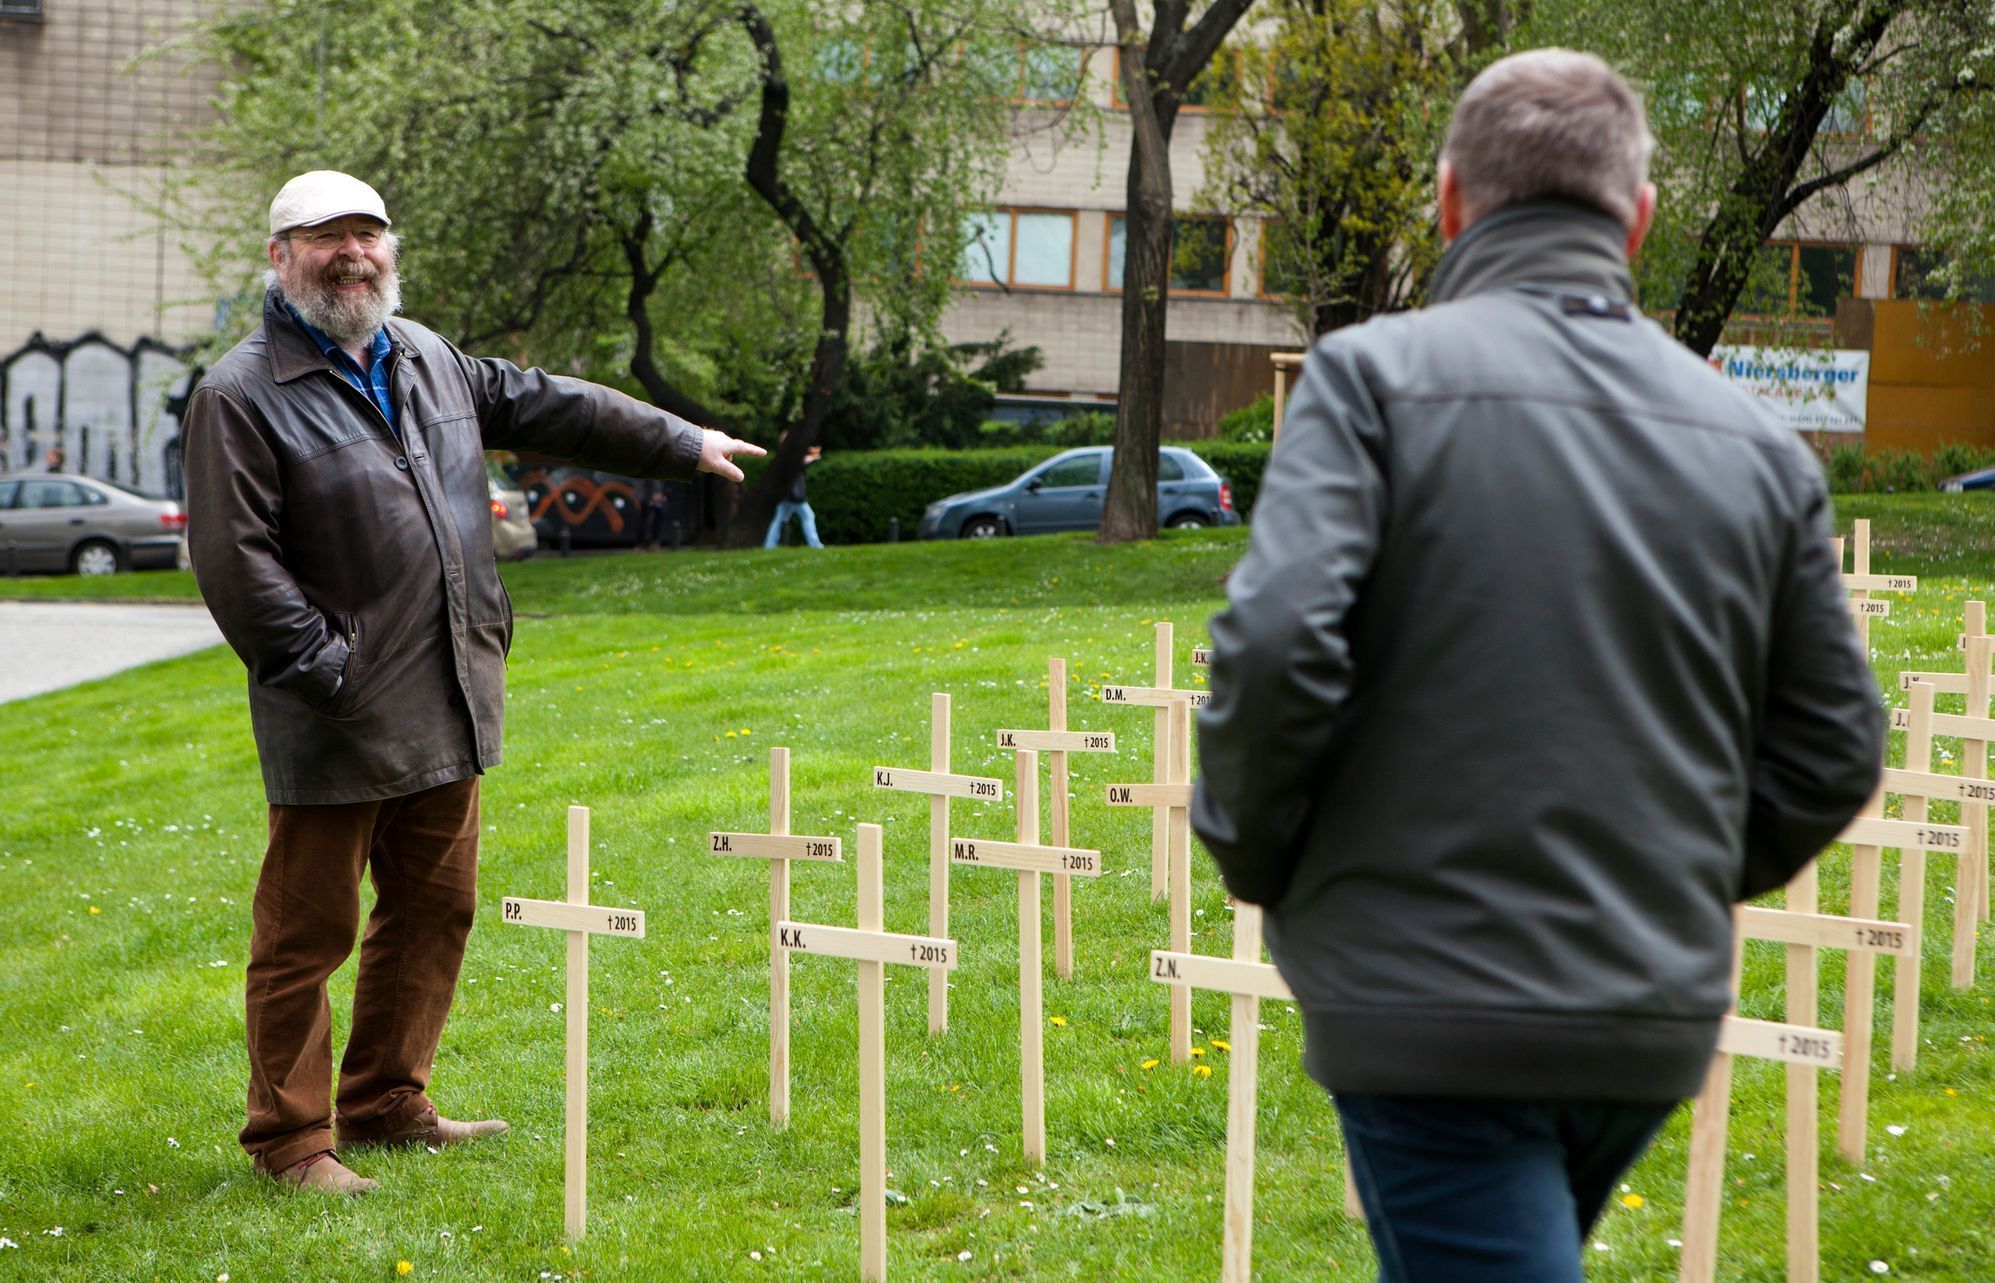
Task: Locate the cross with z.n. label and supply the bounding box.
[777,822,957,1282]
[707,746,842,1129]
[499,806,647,1240]
[871,693,1003,1033]
[996,656,1120,978]
[1149,902,1304,1283]
[951,748,1104,1165]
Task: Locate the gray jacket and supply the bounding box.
[185,290,704,805]
[1192,205,1883,1102]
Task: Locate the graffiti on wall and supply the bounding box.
[0,333,197,496]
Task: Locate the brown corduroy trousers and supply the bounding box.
[239,776,480,1173]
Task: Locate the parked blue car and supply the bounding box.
[917,446,1240,539]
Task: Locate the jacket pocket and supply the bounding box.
[324,612,363,715]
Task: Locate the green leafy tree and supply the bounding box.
[1529,0,1995,355]
[1199,0,1456,335]
[819,331,1043,451]
[174,0,1042,544]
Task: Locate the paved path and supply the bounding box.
[0,601,225,705]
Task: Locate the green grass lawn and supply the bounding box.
[1,507,1991,1281]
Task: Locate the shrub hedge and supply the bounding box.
[1821,442,1995,494]
[757,442,1274,545]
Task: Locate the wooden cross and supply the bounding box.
[1840,518,1916,639]
[1148,901,1292,1282]
[872,692,1002,1034]
[1678,894,1916,1283]
[1106,692,1194,1062]
[1893,598,1985,697]
[995,656,1118,978]
[1096,621,1209,902]
[950,748,1103,1164]
[1825,798,1959,1160]
[708,746,843,1128]
[1887,634,1993,989]
[1882,673,1995,1067]
[778,822,958,1282]
[500,805,647,1240]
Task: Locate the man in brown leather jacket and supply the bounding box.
[185,171,764,1194]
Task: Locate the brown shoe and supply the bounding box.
[273,1150,379,1195]
[338,1107,508,1151]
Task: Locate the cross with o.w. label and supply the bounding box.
[499,806,647,1241]
[950,748,1103,1165]
[1105,689,1196,1064]
[707,746,842,1130]
[872,695,1003,1034]
[777,822,957,1282]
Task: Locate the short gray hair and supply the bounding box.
[1442,48,1654,229]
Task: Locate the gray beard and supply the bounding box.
[279,263,402,346]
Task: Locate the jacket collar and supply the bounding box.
[262,286,421,385]
[1426,201,1635,307]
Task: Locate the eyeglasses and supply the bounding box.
[294,224,386,249]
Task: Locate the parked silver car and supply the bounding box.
[0,472,186,575]
[488,458,537,561]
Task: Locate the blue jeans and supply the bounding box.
[763,500,822,548]
[1335,1094,1679,1283]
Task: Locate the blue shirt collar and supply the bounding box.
[282,299,391,370]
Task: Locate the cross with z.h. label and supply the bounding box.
[707,745,842,1129]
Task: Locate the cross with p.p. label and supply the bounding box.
[502,897,645,938]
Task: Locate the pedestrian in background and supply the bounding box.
[1192,49,1881,1282]
[763,442,824,548]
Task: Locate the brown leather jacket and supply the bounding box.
[185,290,703,804]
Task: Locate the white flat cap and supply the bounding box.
[269,170,392,236]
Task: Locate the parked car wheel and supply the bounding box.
[1165,512,1208,529]
[71,539,122,576]
[959,515,1007,539]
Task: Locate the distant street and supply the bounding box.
[0,601,224,704]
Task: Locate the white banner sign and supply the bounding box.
[1709,345,1869,433]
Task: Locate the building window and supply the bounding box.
[1106,214,1232,295]
[1744,80,1867,135]
[1740,242,1860,318]
[1255,222,1310,300]
[0,0,44,17]
[1020,43,1084,104]
[1894,247,1995,303]
[958,209,1076,289]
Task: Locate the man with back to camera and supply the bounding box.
[1191,51,1883,1280]
[184,171,765,1194]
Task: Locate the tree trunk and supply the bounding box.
[1101,135,1175,542]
